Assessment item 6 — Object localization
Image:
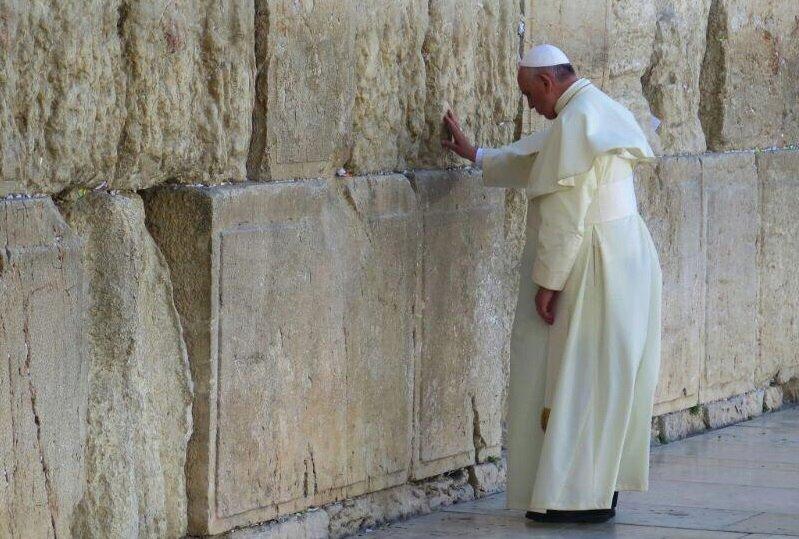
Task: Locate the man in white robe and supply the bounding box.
[442,44,662,523]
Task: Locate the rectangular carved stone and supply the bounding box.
[637,157,704,415]
[700,152,759,402]
[410,169,509,480]
[756,149,799,385]
[700,0,799,151]
[144,176,417,534]
[0,197,88,538]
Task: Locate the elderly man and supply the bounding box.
[442,45,662,523]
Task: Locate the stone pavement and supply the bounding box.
[362,406,799,538]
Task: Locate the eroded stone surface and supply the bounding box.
[636,157,703,415]
[657,408,707,443]
[756,150,799,386]
[0,2,123,194]
[642,0,711,154]
[418,1,521,168]
[346,1,428,174]
[704,390,764,430]
[411,169,509,480]
[700,152,759,402]
[249,0,356,180]
[0,1,254,195]
[145,177,418,534]
[114,0,255,189]
[62,192,193,538]
[0,197,88,538]
[700,0,799,151]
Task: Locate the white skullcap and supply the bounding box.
[519,44,570,68]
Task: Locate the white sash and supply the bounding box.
[585,175,638,224]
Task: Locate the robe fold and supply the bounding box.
[482,79,662,512]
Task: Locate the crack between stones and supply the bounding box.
[470,393,486,465]
[21,295,59,539]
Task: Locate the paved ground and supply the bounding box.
[363,406,799,538]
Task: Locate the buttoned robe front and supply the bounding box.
[481,79,662,513]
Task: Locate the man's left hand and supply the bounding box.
[535,287,560,325]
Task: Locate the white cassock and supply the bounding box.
[478,78,662,512]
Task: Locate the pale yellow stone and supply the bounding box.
[700,152,759,402]
[0,197,88,538]
[248,0,356,180]
[756,149,799,386]
[0,1,254,194]
[642,0,711,154]
[62,192,193,539]
[410,169,510,480]
[700,0,799,151]
[145,176,418,534]
[637,157,704,415]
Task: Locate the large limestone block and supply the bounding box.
[0,197,88,538]
[61,192,193,538]
[641,0,711,154]
[700,0,799,151]
[346,1,428,174]
[0,1,254,194]
[144,177,417,534]
[700,152,759,402]
[636,157,704,415]
[0,2,124,194]
[419,0,521,167]
[410,169,510,480]
[248,0,358,181]
[756,149,799,385]
[114,0,255,189]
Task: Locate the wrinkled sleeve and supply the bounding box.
[531,165,598,291]
[480,130,550,189]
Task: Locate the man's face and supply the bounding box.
[517,68,557,120]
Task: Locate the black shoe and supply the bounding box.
[526,508,615,524]
[525,492,618,524]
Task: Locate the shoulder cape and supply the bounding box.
[482,82,655,198]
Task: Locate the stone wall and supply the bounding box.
[0,0,797,537]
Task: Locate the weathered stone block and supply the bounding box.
[0,2,123,194]
[0,197,88,537]
[0,1,254,194]
[468,459,507,497]
[144,176,417,534]
[756,149,799,385]
[700,152,759,402]
[763,385,784,412]
[114,0,255,189]
[410,169,509,479]
[642,0,711,154]
[61,192,193,538]
[249,1,356,180]
[704,390,764,429]
[420,1,521,167]
[700,0,799,151]
[346,1,428,174]
[636,157,703,415]
[657,408,706,443]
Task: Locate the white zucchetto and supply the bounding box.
[519,44,570,68]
